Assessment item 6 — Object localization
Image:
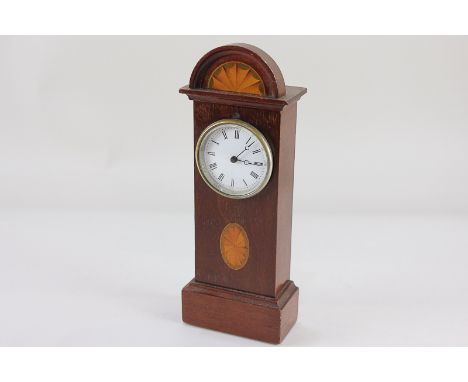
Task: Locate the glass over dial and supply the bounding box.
[196,119,273,199]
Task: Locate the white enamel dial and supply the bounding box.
[196,119,273,199]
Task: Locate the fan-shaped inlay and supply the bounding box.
[208,61,265,96]
[220,223,249,270]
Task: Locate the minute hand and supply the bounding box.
[234,148,247,159]
[235,140,255,159]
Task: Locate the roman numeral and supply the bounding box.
[231,179,234,187]
[207,152,215,156]
[218,173,225,181]
[209,163,217,170]
[234,130,239,139]
[250,171,259,179]
[222,130,228,139]
[252,149,261,154]
[211,139,219,145]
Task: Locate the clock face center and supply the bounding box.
[196,119,273,199]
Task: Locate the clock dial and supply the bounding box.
[196,119,273,199]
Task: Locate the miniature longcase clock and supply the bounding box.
[180,44,306,344]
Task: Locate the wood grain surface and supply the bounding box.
[182,278,299,344]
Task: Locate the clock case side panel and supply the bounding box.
[193,101,296,298]
[275,103,298,292]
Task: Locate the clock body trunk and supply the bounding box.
[193,101,297,298]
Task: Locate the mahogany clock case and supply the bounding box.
[180,44,306,344]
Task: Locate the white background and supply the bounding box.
[1,36,468,346]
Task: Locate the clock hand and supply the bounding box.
[234,148,247,159]
[234,141,255,159]
[233,159,264,166]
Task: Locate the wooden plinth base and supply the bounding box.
[182,279,299,344]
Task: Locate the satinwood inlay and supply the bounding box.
[208,61,265,96]
[220,223,250,270]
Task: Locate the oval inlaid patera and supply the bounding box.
[220,223,249,270]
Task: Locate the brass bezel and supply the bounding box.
[195,119,273,199]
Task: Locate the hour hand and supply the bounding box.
[236,159,264,166]
[231,157,249,165]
